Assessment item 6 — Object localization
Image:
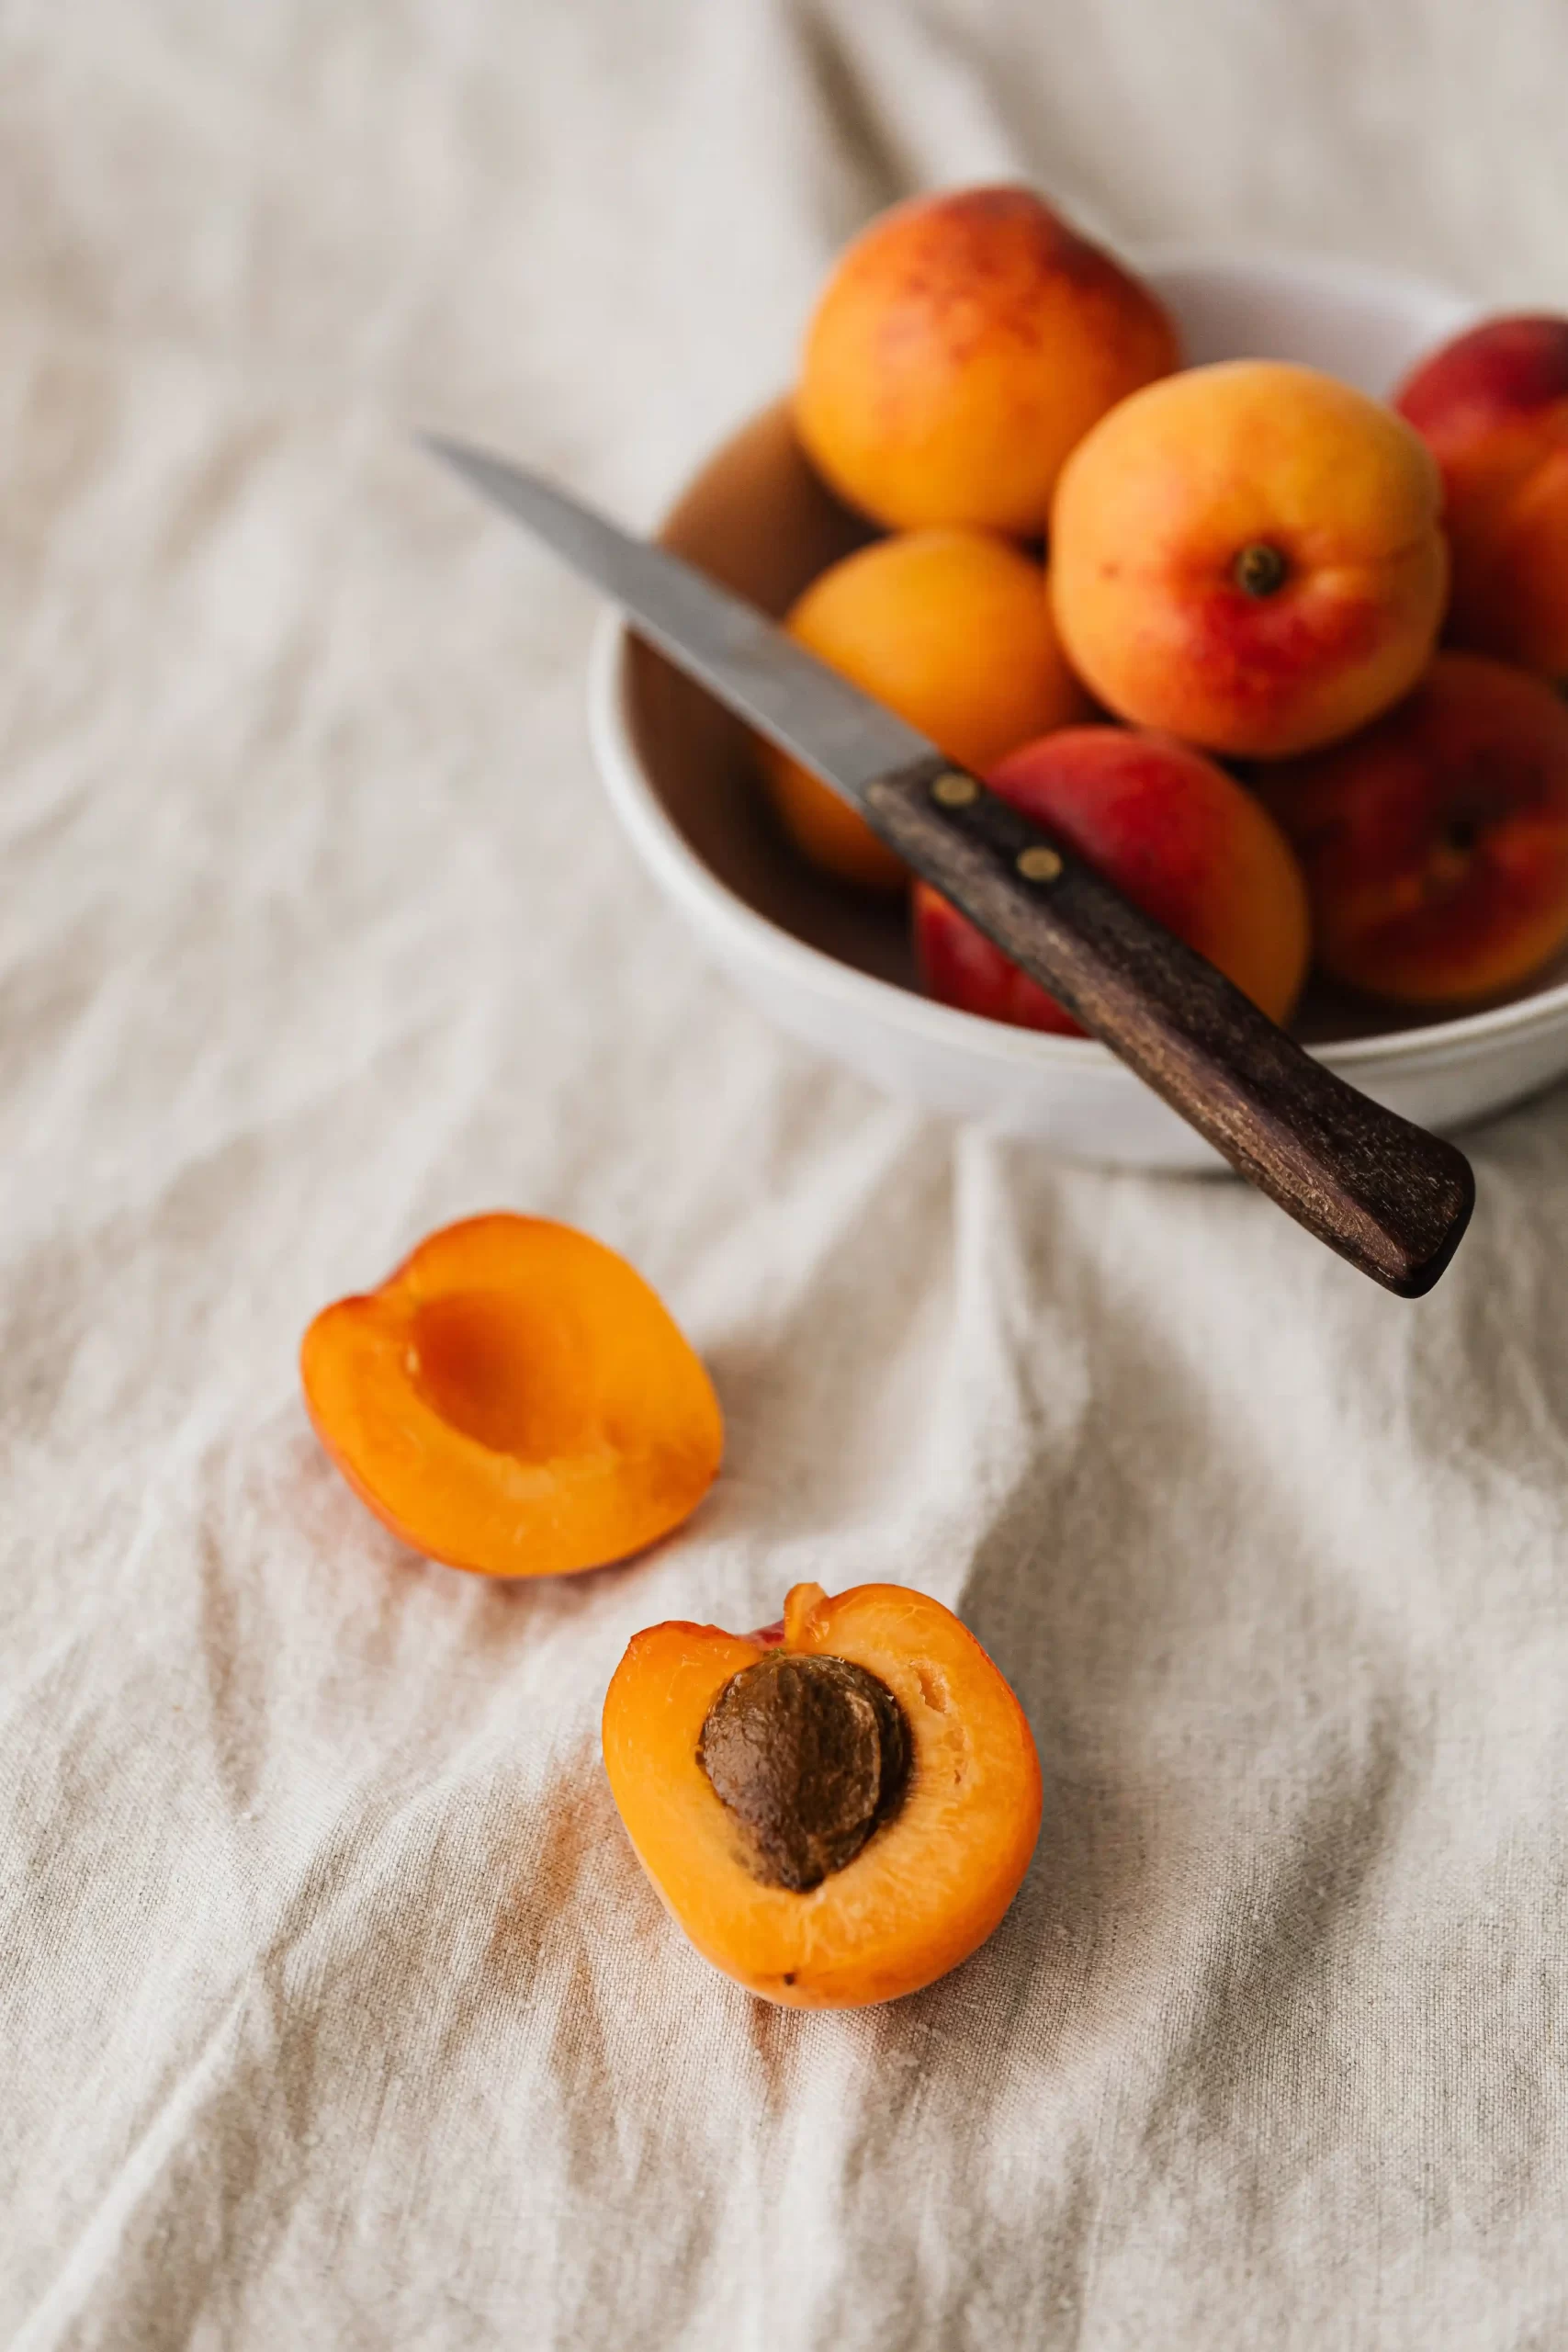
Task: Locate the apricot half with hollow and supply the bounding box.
[602,1580,1042,2007]
[300,1214,722,1577]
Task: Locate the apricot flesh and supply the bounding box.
[796,185,1179,535]
[1050,360,1449,758]
[1394,314,1568,684]
[760,526,1089,889]
[1261,651,1568,1006]
[916,725,1311,1035]
[300,1214,722,1577]
[603,1581,1042,2007]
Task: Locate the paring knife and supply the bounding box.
[423,436,1474,1298]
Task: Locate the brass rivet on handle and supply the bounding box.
[1017,845,1063,883]
[931,771,979,808]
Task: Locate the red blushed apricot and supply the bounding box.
[1260,651,1568,1007]
[603,1581,1042,2008]
[1395,315,1568,683]
[760,527,1090,889]
[915,725,1311,1035]
[300,1215,722,1577]
[1051,361,1449,758]
[796,186,1179,535]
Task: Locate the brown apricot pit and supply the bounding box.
[698,1651,912,1892]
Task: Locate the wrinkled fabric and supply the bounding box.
[5,5,1568,2346]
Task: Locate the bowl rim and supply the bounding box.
[1125,241,1480,331]
[589,250,1568,1080]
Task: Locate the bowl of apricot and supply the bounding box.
[590,190,1568,1169]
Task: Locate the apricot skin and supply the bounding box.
[1394,315,1568,683]
[916,726,1311,1035]
[300,1215,722,1577]
[1260,651,1568,1006]
[603,1582,1042,2008]
[761,527,1089,888]
[795,185,1179,535]
[1050,361,1449,759]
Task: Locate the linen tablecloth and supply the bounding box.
[6,4,1568,2344]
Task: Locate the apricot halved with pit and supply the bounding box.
[300,1214,723,1577]
[602,1581,1042,2007]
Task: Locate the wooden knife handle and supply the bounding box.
[863,755,1474,1297]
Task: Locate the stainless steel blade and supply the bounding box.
[422,436,935,800]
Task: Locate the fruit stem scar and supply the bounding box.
[1232,541,1289,597]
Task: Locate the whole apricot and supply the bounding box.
[795,185,1179,535]
[603,1580,1042,2007]
[1050,360,1449,758]
[760,526,1089,889]
[915,725,1310,1035]
[1261,651,1568,1006]
[1395,314,1568,684]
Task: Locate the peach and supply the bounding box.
[1050,360,1449,758]
[915,725,1311,1035]
[795,186,1179,536]
[1260,651,1568,1006]
[1394,314,1568,683]
[760,527,1089,889]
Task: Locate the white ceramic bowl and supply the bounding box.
[589,252,1568,1170]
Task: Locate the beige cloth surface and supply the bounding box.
[6,4,1568,2345]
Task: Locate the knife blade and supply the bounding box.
[423,435,1474,1297]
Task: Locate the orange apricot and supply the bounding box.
[1050,360,1449,758]
[603,1580,1042,2008]
[760,526,1089,889]
[1394,314,1568,684]
[300,1214,722,1577]
[796,185,1179,535]
[915,724,1310,1035]
[1260,651,1568,1006]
